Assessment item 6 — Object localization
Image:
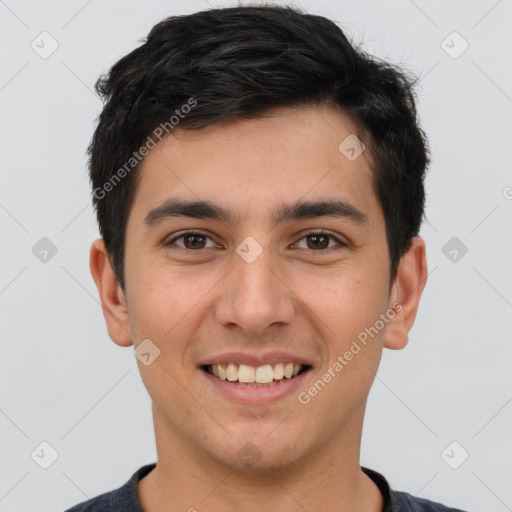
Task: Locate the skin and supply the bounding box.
[90,104,427,511]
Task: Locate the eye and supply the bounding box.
[294,231,346,251]
[166,230,346,252]
[165,231,217,250]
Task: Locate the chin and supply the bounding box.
[205,430,309,473]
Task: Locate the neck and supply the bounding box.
[138,404,383,512]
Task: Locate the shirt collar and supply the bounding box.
[127,463,398,511]
[362,466,400,511]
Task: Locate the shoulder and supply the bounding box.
[361,466,468,512]
[394,490,469,511]
[63,490,116,512]
[62,463,156,512]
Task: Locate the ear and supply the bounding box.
[89,238,133,347]
[383,236,428,350]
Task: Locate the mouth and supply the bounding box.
[198,352,315,404]
[201,363,312,387]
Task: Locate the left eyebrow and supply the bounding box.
[272,198,369,228]
[143,196,369,229]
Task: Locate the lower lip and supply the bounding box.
[201,367,312,404]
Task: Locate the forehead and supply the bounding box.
[128,105,381,229]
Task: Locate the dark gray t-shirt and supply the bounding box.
[63,463,468,511]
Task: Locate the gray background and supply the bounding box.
[1,0,511,511]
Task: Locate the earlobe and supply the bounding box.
[383,236,428,351]
[89,238,133,347]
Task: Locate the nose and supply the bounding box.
[214,243,295,337]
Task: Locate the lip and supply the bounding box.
[201,365,312,405]
[197,351,313,368]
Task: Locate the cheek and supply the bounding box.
[300,262,387,328]
[296,260,390,384]
[128,259,214,339]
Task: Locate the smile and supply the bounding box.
[200,361,312,404]
[203,363,309,385]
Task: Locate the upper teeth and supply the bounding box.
[209,363,303,383]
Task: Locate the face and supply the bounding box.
[92,104,425,473]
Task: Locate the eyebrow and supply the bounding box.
[143,197,369,229]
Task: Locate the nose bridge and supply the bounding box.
[215,238,295,335]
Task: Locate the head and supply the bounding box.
[89,5,429,473]
[89,5,429,293]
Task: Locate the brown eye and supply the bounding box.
[306,234,330,250]
[183,234,207,249]
[295,232,345,251]
[166,232,215,250]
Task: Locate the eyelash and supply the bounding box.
[165,230,347,252]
